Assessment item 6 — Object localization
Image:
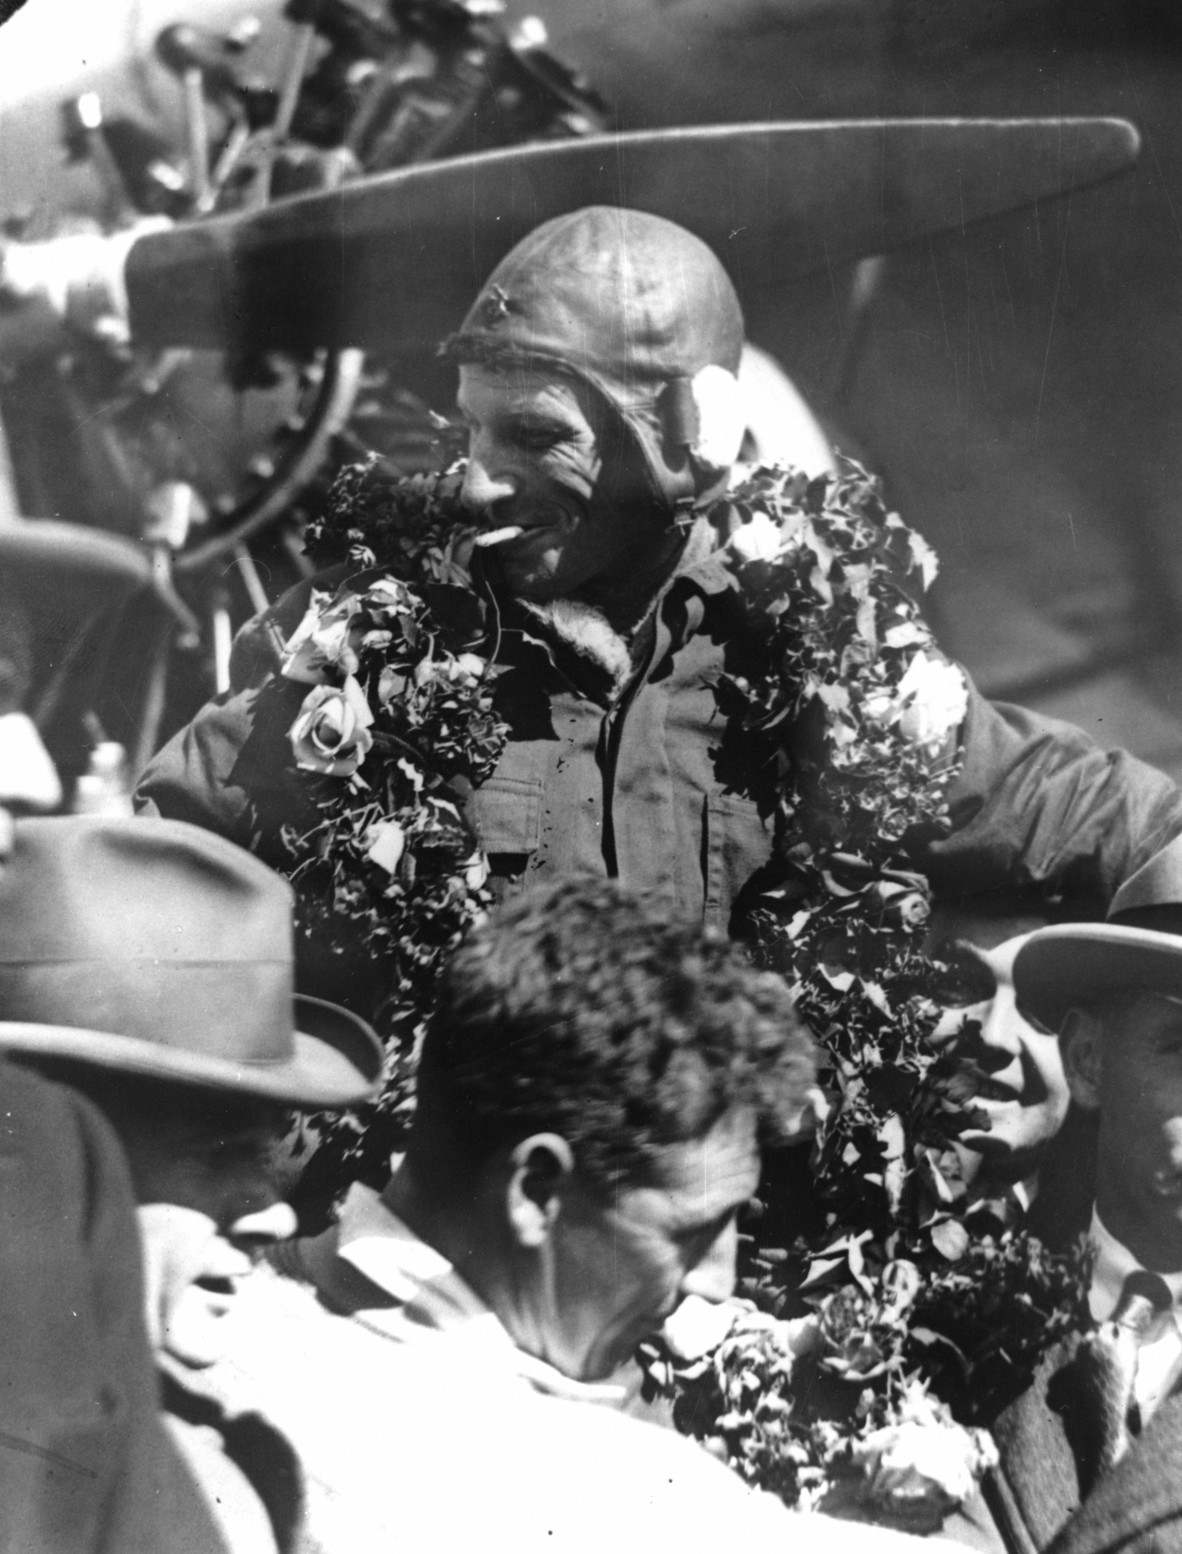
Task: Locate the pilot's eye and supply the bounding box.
[515,425,567,452]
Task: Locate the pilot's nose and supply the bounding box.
[460,454,517,517]
[228,1201,298,1248]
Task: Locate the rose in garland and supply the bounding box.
[263,451,1090,1519]
[289,678,375,777]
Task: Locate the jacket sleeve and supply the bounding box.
[919,676,1182,903]
[133,572,345,855]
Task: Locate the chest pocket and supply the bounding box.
[471,775,543,857]
[704,790,770,931]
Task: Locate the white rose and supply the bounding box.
[281,591,364,684]
[864,653,967,751]
[895,653,968,752]
[690,364,745,471]
[288,676,374,778]
[727,509,783,565]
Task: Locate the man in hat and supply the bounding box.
[135,207,1182,933]
[922,898,1112,1242]
[0,525,243,1552]
[977,840,1182,1554]
[0,814,383,1553]
[170,873,961,1553]
[0,1039,237,1553]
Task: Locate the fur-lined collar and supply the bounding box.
[516,595,645,704]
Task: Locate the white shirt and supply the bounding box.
[1088,1209,1182,1419]
[329,1183,628,1404]
[191,1185,961,1554]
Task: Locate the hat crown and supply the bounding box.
[0,814,293,966]
[0,817,296,1072]
[0,817,382,1105]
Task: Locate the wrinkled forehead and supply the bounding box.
[458,361,579,410]
[456,360,604,425]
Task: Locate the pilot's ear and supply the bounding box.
[505,1133,575,1249]
[1060,1008,1102,1110]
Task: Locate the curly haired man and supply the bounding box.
[178,875,955,1553]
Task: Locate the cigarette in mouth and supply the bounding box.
[474,526,525,548]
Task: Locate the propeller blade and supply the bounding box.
[125,117,1139,354]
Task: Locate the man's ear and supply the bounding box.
[1060,1008,1103,1110]
[505,1133,575,1250]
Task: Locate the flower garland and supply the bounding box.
[267,452,1090,1519]
[266,462,509,1184]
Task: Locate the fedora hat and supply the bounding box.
[0,814,382,1107]
[1014,837,1182,1033]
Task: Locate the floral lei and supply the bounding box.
[270,453,1090,1525]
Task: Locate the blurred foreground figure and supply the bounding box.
[0,523,229,1551]
[185,876,963,1552]
[140,207,1182,934]
[0,1051,229,1553]
[0,816,382,1553]
[983,841,1182,1553]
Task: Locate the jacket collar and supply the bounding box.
[483,512,741,708]
[284,1182,628,1408]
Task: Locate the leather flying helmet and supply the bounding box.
[445,206,746,513]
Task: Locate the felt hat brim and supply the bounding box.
[0,993,382,1109]
[1013,923,1182,1034]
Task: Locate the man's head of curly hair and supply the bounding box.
[411,876,815,1195]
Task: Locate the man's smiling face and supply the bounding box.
[456,364,667,606]
[932,934,1070,1184]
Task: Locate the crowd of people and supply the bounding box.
[6,200,1182,1554]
